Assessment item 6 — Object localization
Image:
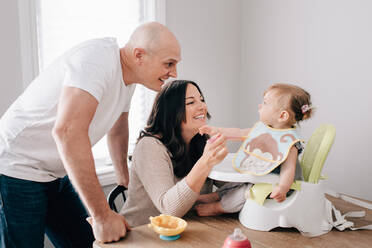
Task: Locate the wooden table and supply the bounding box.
[93,195,372,248]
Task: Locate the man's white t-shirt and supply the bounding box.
[0,38,136,182]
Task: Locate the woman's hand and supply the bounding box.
[201,133,228,168]
[186,134,228,194]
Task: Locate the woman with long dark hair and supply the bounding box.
[120,80,227,226]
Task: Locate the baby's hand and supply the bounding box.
[199,125,216,136]
[270,185,287,202]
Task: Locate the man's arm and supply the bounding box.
[52,86,129,242]
[107,112,129,187]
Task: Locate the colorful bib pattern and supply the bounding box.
[233,122,301,175]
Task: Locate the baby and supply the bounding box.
[196,83,313,216]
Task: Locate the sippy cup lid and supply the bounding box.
[230,228,246,241]
[222,228,251,248]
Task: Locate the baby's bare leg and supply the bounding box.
[195,201,226,216]
[197,192,220,203]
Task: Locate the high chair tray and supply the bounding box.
[208,153,280,184]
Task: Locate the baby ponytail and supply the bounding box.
[290,87,314,122]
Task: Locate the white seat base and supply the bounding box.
[239,181,333,237]
[208,154,333,237]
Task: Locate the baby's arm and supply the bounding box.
[199,125,250,141]
[270,146,298,202]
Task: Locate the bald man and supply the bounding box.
[0,22,181,247]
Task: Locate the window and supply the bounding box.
[36,0,141,69]
[18,0,165,158]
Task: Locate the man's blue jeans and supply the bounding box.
[0,175,94,248]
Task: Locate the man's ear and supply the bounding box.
[133,48,146,64]
[278,110,290,123]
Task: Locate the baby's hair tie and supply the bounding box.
[301,104,310,114]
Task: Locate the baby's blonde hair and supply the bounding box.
[264,83,314,124]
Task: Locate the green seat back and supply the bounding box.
[300,124,336,183]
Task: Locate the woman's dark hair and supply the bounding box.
[139,80,211,178]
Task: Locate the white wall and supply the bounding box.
[240,0,372,200]
[166,0,241,152]
[0,0,23,115]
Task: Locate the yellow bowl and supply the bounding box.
[148,214,187,236]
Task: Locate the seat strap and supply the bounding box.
[326,198,372,231]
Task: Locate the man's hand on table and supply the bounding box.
[87,210,131,243]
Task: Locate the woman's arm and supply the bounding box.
[134,135,227,217]
[133,137,198,217]
[186,134,228,192]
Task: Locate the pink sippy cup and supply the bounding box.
[222,228,251,248]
